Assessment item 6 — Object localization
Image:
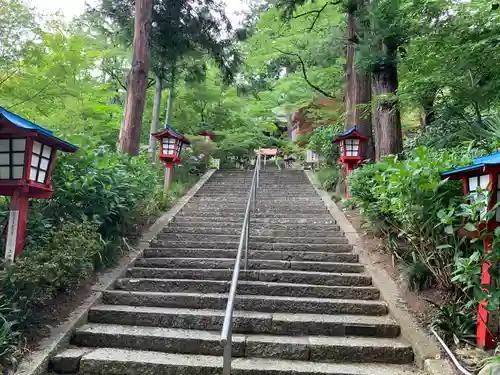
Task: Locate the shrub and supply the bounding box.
[3,222,102,306]
[0,140,204,370]
[348,147,470,288]
[315,166,340,191]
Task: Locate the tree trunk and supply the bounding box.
[118,0,153,156]
[344,10,356,129]
[372,58,403,159]
[354,71,374,161]
[165,67,176,125]
[149,75,162,162]
[419,89,437,131]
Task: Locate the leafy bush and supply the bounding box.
[3,222,102,305]
[0,140,204,370]
[315,166,340,191]
[308,123,343,165]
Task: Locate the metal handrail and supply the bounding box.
[221,153,261,375]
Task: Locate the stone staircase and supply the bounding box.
[50,169,422,375]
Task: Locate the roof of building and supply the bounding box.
[0,106,78,152]
[442,152,500,177]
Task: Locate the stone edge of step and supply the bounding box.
[13,169,217,375]
[52,347,426,375]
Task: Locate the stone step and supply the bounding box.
[156,233,348,245]
[71,324,412,363]
[171,217,337,226]
[143,248,358,263]
[88,305,400,337]
[179,208,329,215]
[102,291,389,315]
[176,212,333,219]
[163,226,343,237]
[150,240,352,252]
[193,196,323,201]
[126,268,370,286]
[134,257,362,273]
[163,225,342,235]
[113,279,380,299]
[59,348,421,375]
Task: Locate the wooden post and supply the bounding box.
[164,163,174,195]
[5,191,29,262]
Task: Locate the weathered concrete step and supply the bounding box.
[102,291,389,315]
[163,226,343,237]
[114,279,380,299]
[193,196,323,201]
[172,216,336,225]
[88,305,400,337]
[134,257,362,273]
[72,324,412,363]
[157,234,348,245]
[175,212,334,219]
[150,240,352,252]
[127,268,369,285]
[68,348,421,375]
[179,208,328,215]
[143,248,358,262]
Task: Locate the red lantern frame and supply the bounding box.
[153,126,190,166]
[442,154,500,349]
[0,107,78,261]
[199,130,215,142]
[332,127,368,198]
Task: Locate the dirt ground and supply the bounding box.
[23,273,98,356]
[344,208,450,327]
[343,208,495,373]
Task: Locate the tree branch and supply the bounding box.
[0,68,19,88]
[274,48,334,99]
[103,68,127,90]
[8,78,56,110]
[292,1,341,31]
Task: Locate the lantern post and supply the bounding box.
[0,107,78,262]
[199,130,215,142]
[442,153,500,349]
[332,127,368,198]
[152,125,190,194]
[199,130,220,169]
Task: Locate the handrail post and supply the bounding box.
[223,330,232,375]
[221,154,260,374]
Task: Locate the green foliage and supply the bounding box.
[430,301,477,345]
[3,222,102,305]
[308,123,343,165]
[348,147,471,289]
[315,166,340,191]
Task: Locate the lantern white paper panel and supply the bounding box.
[162,138,178,156]
[0,138,26,180]
[30,141,52,184]
[468,174,490,219]
[345,139,360,157]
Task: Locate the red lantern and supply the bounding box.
[0,107,78,261]
[152,125,190,192]
[199,130,215,142]
[442,153,500,349]
[332,127,368,197]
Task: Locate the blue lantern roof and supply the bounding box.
[441,152,500,177]
[0,106,78,152]
[152,123,190,144]
[342,127,359,137]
